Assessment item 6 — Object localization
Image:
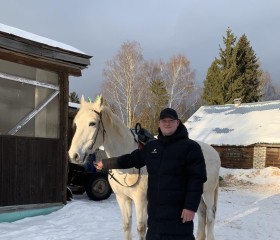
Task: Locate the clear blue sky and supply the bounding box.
[1,0,279,99]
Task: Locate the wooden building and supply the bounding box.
[0,23,91,221]
[186,100,280,169]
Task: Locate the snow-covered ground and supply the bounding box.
[0,167,279,240]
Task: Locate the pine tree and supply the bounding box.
[203,28,262,105]
[218,28,239,104]
[69,91,80,103]
[149,78,169,134]
[235,34,262,102]
[202,59,223,104]
[203,28,237,104]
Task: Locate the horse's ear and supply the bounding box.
[99,96,103,107]
[80,95,86,105]
[95,94,103,107]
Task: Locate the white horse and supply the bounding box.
[68,96,221,240]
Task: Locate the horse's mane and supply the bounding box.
[101,106,131,137]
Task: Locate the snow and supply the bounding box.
[68,102,80,109]
[0,167,280,239]
[0,23,85,54]
[186,100,280,146]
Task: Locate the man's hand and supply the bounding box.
[94,160,104,170]
[181,209,195,223]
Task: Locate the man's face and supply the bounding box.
[159,117,179,136]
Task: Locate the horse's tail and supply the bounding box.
[213,181,219,217]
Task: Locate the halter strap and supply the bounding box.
[83,110,106,161]
[92,110,106,147]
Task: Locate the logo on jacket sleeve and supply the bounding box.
[151,148,157,154]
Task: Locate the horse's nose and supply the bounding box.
[69,152,80,163]
[73,153,80,161]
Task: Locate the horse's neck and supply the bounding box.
[103,121,137,158]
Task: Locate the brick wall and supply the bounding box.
[253,146,266,169]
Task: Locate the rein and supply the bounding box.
[107,168,141,188]
[105,128,141,188]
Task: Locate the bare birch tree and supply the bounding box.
[102,41,148,128]
[137,61,169,134]
[160,55,196,118]
[260,71,280,100]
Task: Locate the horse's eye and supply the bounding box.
[89,122,96,127]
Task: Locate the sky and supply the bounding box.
[0,0,279,99]
[0,166,279,239]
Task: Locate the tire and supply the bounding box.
[86,173,112,201]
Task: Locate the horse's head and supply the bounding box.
[68,95,105,165]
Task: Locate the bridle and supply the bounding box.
[86,109,141,188]
[82,110,106,162]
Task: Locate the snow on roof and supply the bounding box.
[0,23,85,54]
[185,100,280,146]
[68,102,80,109]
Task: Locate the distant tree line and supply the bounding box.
[70,28,280,134]
[101,41,201,133]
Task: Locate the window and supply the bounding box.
[0,59,59,138]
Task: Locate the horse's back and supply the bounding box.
[196,141,220,192]
[196,141,220,168]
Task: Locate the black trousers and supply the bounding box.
[146,229,195,240]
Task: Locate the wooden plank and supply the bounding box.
[0,35,91,67]
[31,139,59,203]
[0,49,82,77]
[59,72,69,204]
[266,147,280,168]
[0,72,59,90]
[15,138,32,204]
[0,136,64,207]
[0,137,17,205]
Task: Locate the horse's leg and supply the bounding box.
[133,196,148,240]
[198,186,218,240]
[196,198,206,240]
[205,185,219,240]
[115,194,133,240]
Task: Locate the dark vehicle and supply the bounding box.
[67,154,112,201]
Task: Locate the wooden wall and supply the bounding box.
[266,147,280,168]
[213,145,280,169]
[0,135,64,206]
[212,145,254,169]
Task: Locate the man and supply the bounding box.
[96,108,207,240]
